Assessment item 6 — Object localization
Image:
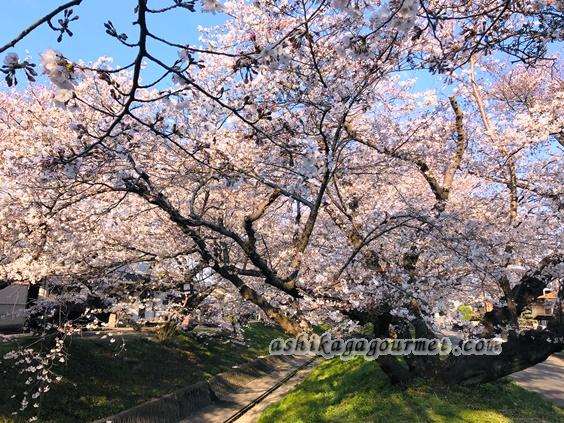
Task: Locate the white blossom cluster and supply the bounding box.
[40,49,77,106]
[201,0,224,14]
[258,45,291,71]
[392,0,419,32]
[2,337,65,421]
[3,52,20,67]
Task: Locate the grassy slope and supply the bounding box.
[0,323,285,423]
[259,357,564,423]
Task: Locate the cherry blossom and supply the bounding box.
[3,52,19,67]
[0,0,562,404]
[40,49,76,91]
[200,0,224,14]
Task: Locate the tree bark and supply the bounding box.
[435,330,563,385]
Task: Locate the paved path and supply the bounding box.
[180,355,317,423]
[510,353,564,407]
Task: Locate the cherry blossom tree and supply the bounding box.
[0,0,562,396]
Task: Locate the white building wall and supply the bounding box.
[0,284,29,330]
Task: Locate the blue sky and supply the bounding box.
[0,0,453,91]
[20,1,564,94]
[2,1,561,94]
[2,0,224,84]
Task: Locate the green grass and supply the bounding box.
[259,357,564,423]
[0,323,285,423]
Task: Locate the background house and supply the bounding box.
[0,282,30,331]
[530,288,561,328]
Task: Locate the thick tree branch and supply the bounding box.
[443,96,467,193]
[469,56,519,224]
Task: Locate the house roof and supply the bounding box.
[537,290,558,300]
[0,280,29,290]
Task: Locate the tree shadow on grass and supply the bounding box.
[0,323,282,423]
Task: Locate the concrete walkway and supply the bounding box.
[180,355,317,423]
[510,353,564,407]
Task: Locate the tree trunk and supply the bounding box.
[434,330,563,385]
[347,255,563,386]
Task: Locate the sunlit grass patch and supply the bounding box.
[259,357,564,423]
